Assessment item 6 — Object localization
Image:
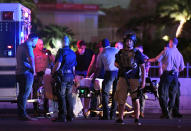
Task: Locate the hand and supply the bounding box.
[29,68,34,75]
[140,82,145,89]
[45,49,52,56]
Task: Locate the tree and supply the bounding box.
[157,0,191,37]
[38,24,74,55]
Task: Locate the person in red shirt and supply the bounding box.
[33,39,55,116]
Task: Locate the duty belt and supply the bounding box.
[62,70,72,74]
[163,70,178,76]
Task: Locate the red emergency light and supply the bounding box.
[2,11,13,20]
[7,45,13,49]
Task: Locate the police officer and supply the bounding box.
[94,38,119,120]
[148,38,184,119]
[114,33,145,125]
[52,36,77,122]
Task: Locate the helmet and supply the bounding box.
[123,33,136,44]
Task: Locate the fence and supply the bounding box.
[149,62,191,78]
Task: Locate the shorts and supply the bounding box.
[114,77,140,104]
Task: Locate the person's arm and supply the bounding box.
[27,46,36,75]
[158,62,163,76]
[49,53,55,64]
[87,54,96,77]
[114,62,119,68]
[140,63,146,89]
[91,55,102,83]
[114,50,121,69]
[179,55,185,72]
[52,48,62,73]
[28,56,35,75]
[52,61,61,73]
[148,50,165,63]
[73,66,75,76]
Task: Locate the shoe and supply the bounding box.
[67,117,74,122]
[44,113,51,118]
[33,110,41,117]
[134,119,142,126]
[52,118,67,122]
[110,116,115,120]
[160,114,172,119]
[173,113,183,118]
[110,114,116,120]
[140,112,144,118]
[115,119,124,124]
[18,115,38,121]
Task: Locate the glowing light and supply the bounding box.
[24,12,29,18]
[176,18,186,37]
[21,32,24,37]
[162,35,169,41]
[45,39,63,56]
[21,39,24,43]
[8,51,13,56]
[7,45,13,49]
[55,39,62,48]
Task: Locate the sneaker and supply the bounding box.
[134,119,142,126]
[172,113,183,118]
[115,119,124,124]
[67,117,74,122]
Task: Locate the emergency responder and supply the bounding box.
[52,35,77,122]
[148,38,184,119]
[114,33,146,125]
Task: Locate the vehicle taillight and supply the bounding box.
[2,11,13,20]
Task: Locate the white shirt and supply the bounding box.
[156,47,184,72]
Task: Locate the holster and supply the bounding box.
[51,71,62,96]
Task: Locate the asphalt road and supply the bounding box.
[0,107,191,131]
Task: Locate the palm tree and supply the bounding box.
[157,0,191,37]
[38,24,74,55]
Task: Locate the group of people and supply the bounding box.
[15,32,184,126]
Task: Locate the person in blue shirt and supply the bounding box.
[52,35,77,122]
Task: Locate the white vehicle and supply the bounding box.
[0,3,31,102]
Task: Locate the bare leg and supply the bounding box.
[132,99,140,120]
[118,104,125,120]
